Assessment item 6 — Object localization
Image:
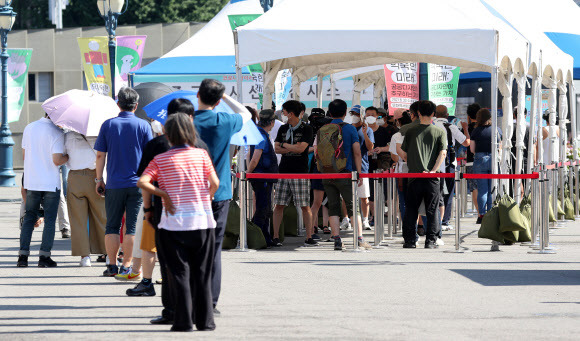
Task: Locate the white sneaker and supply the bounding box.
[340,218,351,230]
[80,256,92,267]
[436,238,445,246]
[363,220,372,230]
[442,225,454,231]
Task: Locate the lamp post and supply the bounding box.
[97,0,127,98]
[0,0,16,187]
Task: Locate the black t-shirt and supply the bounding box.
[275,121,314,173]
[471,125,501,154]
[466,122,476,163]
[369,125,398,172]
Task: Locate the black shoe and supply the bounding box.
[272,238,282,247]
[17,255,28,267]
[150,316,173,325]
[38,256,57,268]
[61,229,71,239]
[170,326,194,332]
[304,238,320,247]
[334,238,343,251]
[403,243,416,249]
[322,226,331,234]
[126,282,156,296]
[311,233,321,240]
[476,216,483,224]
[213,307,221,316]
[417,226,425,236]
[103,264,118,277]
[96,254,107,263]
[425,240,438,249]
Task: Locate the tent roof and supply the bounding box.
[136,0,268,76]
[236,0,530,74]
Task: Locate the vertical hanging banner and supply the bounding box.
[384,62,419,113]
[228,14,263,74]
[115,35,147,92]
[7,49,33,123]
[274,69,292,110]
[78,37,112,96]
[428,64,460,116]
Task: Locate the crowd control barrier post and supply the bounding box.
[385,174,394,240]
[235,171,250,252]
[568,165,574,215]
[393,179,400,235]
[575,163,580,218]
[530,166,555,254]
[445,166,470,253]
[557,164,567,227]
[527,168,540,248]
[347,171,362,252]
[373,171,387,248]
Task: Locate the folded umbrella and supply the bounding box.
[42,89,120,136]
[143,90,262,146]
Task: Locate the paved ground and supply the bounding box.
[1,173,580,340]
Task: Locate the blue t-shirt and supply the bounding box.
[194,109,243,202]
[356,126,375,173]
[94,111,153,189]
[250,125,278,174]
[330,119,360,172]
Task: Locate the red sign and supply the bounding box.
[384,63,420,113]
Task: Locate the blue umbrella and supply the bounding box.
[143,90,262,146]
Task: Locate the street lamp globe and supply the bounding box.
[0,8,15,31]
[97,0,125,17]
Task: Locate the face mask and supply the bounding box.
[365,116,377,125]
[351,115,361,124]
[377,118,385,126]
[281,114,288,124]
[151,120,163,134]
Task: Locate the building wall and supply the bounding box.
[8,22,205,169]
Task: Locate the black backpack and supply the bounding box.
[443,123,456,167]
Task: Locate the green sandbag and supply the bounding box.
[557,199,565,217]
[222,232,238,250]
[503,230,519,243]
[497,194,526,233]
[478,205,504,243]
[518,197,532,243]
[564,197,575,221]
[549,195,556,222]
[283,201,299,237]
[247,220,268,249]
[226,200,241,236]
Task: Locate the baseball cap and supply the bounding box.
[350,105,362,114]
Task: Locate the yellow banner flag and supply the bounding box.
[78,37,113,96]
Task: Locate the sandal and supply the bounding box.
[322,226,331,234]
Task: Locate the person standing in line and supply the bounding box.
[95,87,153,277]
[470,108,501,223]
[248,109,279,247]
[193,79,252,316]
[465,103,481,214]
[272,100,317,247]
[64,131,107,267]
[398,100,447,249]
[433,105,470,235]
[350,105,375,230]
[138,113,219,332]
[18,114,69,267]
[389,110,413,220]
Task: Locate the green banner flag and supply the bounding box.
[228,14,263,74]
[7,49,33,123]
[427,64,460,116]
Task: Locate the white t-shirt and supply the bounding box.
[434,118,466,172]
[389,132,408,173]
[22,117,65,191]
[64,132,97,171]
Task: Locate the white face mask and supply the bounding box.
[351,115,361,124]
[151,120,163,134]
[377,118,385,126]
[365,116,377,125]
[281,114,288,124]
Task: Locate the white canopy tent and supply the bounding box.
[235,0,533,189]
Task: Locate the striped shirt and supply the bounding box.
[143,145,216,231]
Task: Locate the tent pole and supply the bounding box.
[491,66,499,199]
[526,75,538,176]
[570,82,580,217]
[330,74,336,101]
[234,29,243,103]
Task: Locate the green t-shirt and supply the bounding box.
[401,123,447,174]
[398,119,420,136]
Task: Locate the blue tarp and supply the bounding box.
[135,56,250,75]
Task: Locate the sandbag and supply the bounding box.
[478,205,504,243]
[564,197,575,221]
[247,220,268,249]
[283,201,299,237]
[518,198,532,243]
[222,232,238,250]
[549,195,556,222]
[497,194,526,233]
[557,199,565,217]
[225,200,241,236]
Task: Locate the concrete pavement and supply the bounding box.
[1,175,580,340]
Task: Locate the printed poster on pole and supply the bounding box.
[427,64,460,116]
[115,35,147,93]
[383,63,419,114]
[7,48,32,123]
[78,37,113,96]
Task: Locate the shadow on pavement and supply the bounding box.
[451,269,580,286]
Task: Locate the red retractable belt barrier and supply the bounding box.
[360,172,455,179]
[463,173,539,180]
[545,164,557,170]
[241,173,351,180]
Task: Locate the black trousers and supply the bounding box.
[403,178,441,244]
[155,227,174,320]
[211,199,229,308]
[250,180,273,244]
[159,228,216,331]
